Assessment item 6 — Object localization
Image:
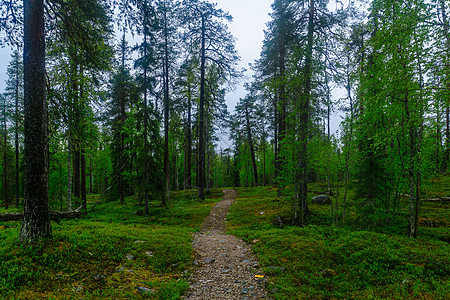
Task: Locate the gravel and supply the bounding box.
[185,189,269,299]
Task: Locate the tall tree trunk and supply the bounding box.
[277,45,286,197]
[198,14,206,201]
[67,136,72,211]
[440,0,450,172]
[20,0,51,241]
[119,29,126,203]
[81,149,87,211]
[163,3,170,206]
[245,102,258,186]
[295,0,314,224]
[4,96,8,210]
[143,0,149,214]
[15,47,20,207]
[184,76,192,190]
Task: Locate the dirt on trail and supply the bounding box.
[185,189,269,300]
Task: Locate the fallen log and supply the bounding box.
[0,206,84,222]
[424,197,450,203]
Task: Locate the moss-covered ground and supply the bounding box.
[227,183,449,299]
[0,189,223,299]
[0,175,449,299]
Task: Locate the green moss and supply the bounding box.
[228,187,450,300]
[0,189,222,299]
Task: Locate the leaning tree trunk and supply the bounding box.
[20,0,52,241]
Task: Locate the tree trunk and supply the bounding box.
[198,14,206,201]
[4,95,9,210]
[440,0,450,172]
[67,137,72,211]
[20,0,52,241]
[81,149,87,211]
[245,102,258,186]
[163,4,170,206]
[184,73,192,190]
[295,0,314,224]
[15,47,20,207]
[143,0,149,214]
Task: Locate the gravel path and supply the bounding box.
[185,189,269,300]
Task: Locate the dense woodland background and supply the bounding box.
[0,0,449,239]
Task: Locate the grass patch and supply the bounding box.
[228,187,450,299]
[0,189,223,299]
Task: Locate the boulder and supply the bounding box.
[312,195,331,205]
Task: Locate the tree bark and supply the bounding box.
[163,3,170,206]
[15,47,20,207]
[245,101,258,186]
[440,0,450,172]
[198,14,206,201]
[295,0,314,224]
[143,0,149,214]
[4,95,9,210]
[67,136,72,211]
[81,148,87,211]
[20,0,52,241]
[184,75,192,190]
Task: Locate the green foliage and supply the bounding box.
[0,189,222,298]
[228,187,450,299]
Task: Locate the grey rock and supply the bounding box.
[74,285,83,292]
[126,254,134,260]
[203,258,215,264]
[136,286,155,295]
[145,251,154,257]
[269,266,286,271]
[115,267,125,272]
[312,195,331,205]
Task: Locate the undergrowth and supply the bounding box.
[0,189,222,299]
[228,186,450,299]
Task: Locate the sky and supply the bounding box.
[213,0,273,111]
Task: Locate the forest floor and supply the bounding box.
[185,189,268,299]
[0,179,448,299]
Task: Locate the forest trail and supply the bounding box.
[185,189,269,299]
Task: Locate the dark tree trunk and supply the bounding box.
[81,149,86,211]
[163,4,170,206]
[184,77,192,190]
[15,47,20,207]
[143,0,149,214]
[20,0,52,241]
[198,14,206,201]
[245,102,258,186]
[277,43,286,197]
[440,0,450,172]
[295,0,314,224]
[4,96,8,210]
[73,144,80,202]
